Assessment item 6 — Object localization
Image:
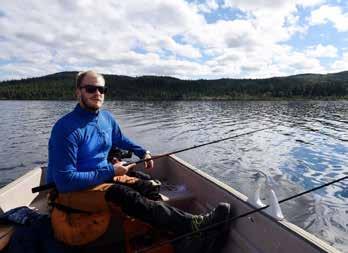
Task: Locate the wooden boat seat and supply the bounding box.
[81,183,194,252]
[0,224,14,251]
[81,204,174,253]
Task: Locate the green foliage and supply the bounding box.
[0,71,347,100]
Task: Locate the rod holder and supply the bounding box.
[249,171,284,221]
[249,173,266,208]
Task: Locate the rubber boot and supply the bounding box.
[105,184,230,235]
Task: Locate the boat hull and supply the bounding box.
[0,155,340,253]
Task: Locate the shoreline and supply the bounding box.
[0,97,347,101]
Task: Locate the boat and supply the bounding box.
[0,155,341,253]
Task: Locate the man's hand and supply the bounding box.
[144,153,154,169]
[113,160,136,176]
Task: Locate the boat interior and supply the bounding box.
[0,155,340,253]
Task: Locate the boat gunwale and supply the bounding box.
[168,154,341,253]
[0,158,342,253]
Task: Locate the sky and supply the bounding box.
[1,0,348,81]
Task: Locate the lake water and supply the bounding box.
[0,100,347,252]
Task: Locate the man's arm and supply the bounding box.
[48,128,115,193]
[111,120,147,158]
[111,117,154,169]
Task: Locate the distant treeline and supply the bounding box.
[0,71,347,100]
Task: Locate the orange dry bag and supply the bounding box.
[50,184,112,246]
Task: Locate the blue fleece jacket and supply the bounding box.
[46,104,146,193]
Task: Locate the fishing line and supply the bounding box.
[32,124,280,193]
[136,175,348,253]
[125,124,280,166]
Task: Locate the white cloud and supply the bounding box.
[195,0,219,13]
[309,5,348,31]
[0,0,345,80]
[223,0,288,11]
[218,0,313,49]
[163,38,202,59]
[0,62,62,80]
[188,19,261,50]
[142,37,202,59]
[305,44,338,58]
[222,0,323,12]
[330,52,348,72]
[300,0,325,7]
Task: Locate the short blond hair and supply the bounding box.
[76,70,105,88]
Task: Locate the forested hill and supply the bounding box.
[0,71,347,100]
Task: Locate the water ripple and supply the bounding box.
[0,100,347,252]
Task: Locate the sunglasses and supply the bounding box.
[80,85,107,94]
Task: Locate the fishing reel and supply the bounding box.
[107,148,133,162]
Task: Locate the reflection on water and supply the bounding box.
[0,100,347,252]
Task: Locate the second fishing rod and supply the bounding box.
[32,124,279,193]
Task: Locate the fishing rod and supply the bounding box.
[137,175,348,253]
[32,124,279,193]
[126,124,280,165]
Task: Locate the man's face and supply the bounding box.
[77,73,106,111]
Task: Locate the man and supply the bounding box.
[47,70,153,192]
[47,70,230,249]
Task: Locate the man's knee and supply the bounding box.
[104,183,141,204]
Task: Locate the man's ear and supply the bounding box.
[75,89,81,100]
